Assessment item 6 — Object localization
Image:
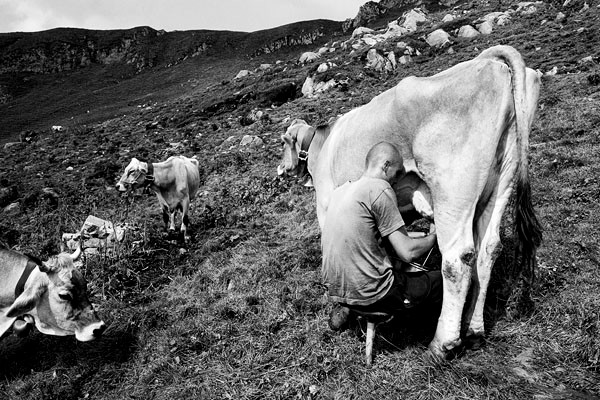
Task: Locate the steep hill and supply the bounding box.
[1,0,600,399]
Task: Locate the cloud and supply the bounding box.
[0,0,367,33]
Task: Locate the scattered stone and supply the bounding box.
[317,62,336,73]
[399,55,412,65]
[258,64,272,70]
[477,21,494,34]
[402,8,428,32]
[3,202,20,216]
[556,12,566,22]
[362,36,378,46]
[66,166,74,171]
[458,25,480,38]
[63,215,128,257]
[545,66,558,75]
[299,52,320,64]
[386,52,397,71]
[426,29,452,48]
[352,27,373,38]
[240,135,264,148]
[3,142,24,150]
[234,70,252,80]
[365,49,387,71]
[442,14,455,22]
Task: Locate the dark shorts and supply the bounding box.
[347,270,443,314]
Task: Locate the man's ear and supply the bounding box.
[6,284,45,318]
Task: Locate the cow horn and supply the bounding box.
[70,244,82,260]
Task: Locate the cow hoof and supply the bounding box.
[428,338,462,361]
[464,334,486,351]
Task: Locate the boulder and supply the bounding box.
[299,52,320,64]
[317,62,336,73]
[516,2,540,15]
[442,14,456,22]
[477,21,494,34]
[362,36,378,46]
[402,8,428,32]
[399,55,412,65]
[3,202,20,216]
[386,52,397,71]
[234,70,252,80]
[365,49,387,71]
[63,215,127,257]
[352,27,374,38]
[240,135,264,148]
[426,29,452,48]
[458,25,480,38]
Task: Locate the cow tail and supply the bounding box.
[479,46,543,299]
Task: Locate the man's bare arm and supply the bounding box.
[386,226,437,263]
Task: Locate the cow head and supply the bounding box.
[6,247,106,342]
[277,119,314,179]
[116,157,148,192]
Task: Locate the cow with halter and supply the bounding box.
[278,45,543,359]
[116,156,201,242]
[0,245,106,341]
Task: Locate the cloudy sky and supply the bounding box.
[0,0,370,33]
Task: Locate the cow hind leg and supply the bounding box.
[464,171,515,348]
[180,198,191,242]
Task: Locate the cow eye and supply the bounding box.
[59,293,73,302]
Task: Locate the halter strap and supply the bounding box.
[15,260,37,298]
[297,127,316,176]
[144,162,155,184]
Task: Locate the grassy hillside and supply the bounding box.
[1,0,600,399]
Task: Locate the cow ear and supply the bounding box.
[39,260,55,273]
[6,285,45,318]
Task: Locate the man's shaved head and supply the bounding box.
[365,142,403,169]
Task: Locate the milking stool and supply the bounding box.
[350,308,394,365]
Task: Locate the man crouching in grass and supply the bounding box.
[321,142,442,331]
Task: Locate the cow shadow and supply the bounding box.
[353,231,525,357]
[0,327,138,381]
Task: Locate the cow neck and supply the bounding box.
[297,127,316,175]
[15,260,37,298]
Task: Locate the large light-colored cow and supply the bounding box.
[278,45,542,359]
[0,246,106,341]
[116,156,201,242]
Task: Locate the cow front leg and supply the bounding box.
[162,205,170,232]
[168,208,176,233]
[429,247,475,359]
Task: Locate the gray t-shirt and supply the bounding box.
[321,177,405,306]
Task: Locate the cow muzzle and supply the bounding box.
[116,182,128,192]
[75,320,106,342]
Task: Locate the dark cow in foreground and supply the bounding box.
[116,156,201,242]
[278,45,542,359]
[0,246,105,341]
